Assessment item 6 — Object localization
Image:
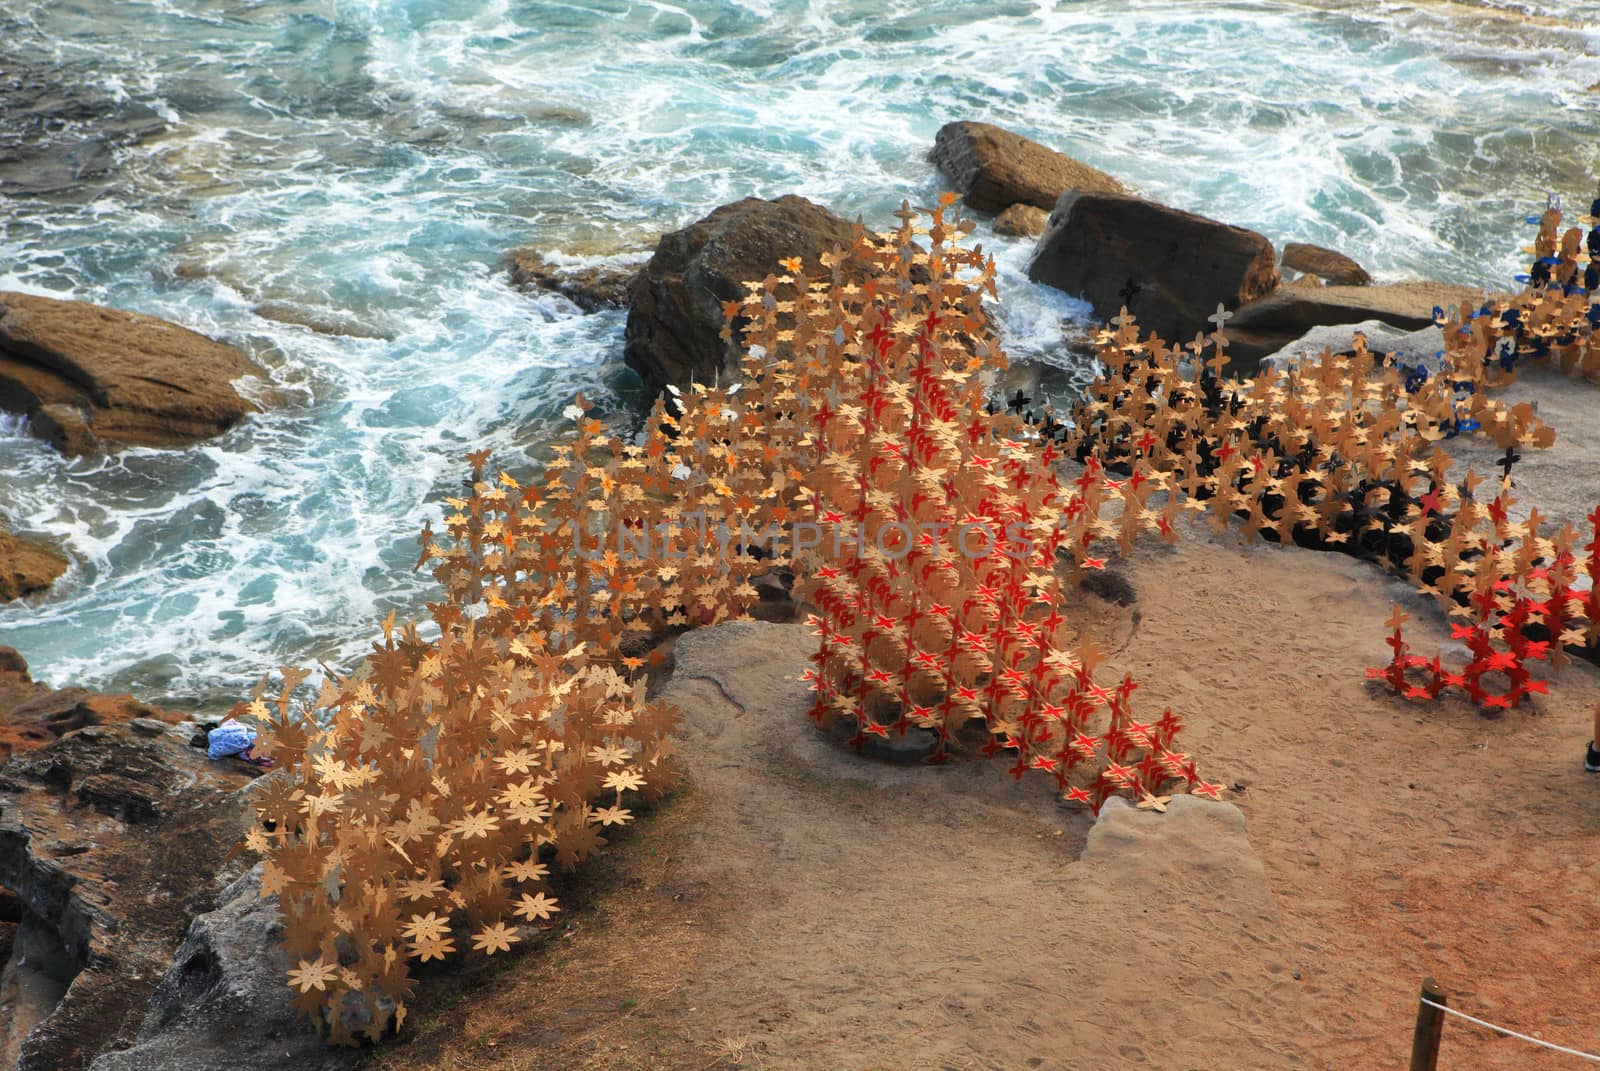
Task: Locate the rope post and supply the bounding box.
[1410,977,1448,1071]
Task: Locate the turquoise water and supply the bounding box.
[1,0,1597,708]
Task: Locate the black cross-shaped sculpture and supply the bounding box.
[1117,278,1142,308]
[1499,446,1521,481]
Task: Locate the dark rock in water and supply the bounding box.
[0,524,67,602]
[0,722,263,1070]
[0,648,185,768]
[932,121,1127,214]
[1280,242,1372,287]
[993,203,1050,238]
[86,865,359,1071]
[1027,190,1279,343]
[1223,281,1485,371]
[0,58,169,198]
[0,291,266,455]
[507,248,640,312]
[624,195,858,399]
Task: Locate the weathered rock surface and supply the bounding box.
[1280,242,1372,286]
[623,195,858,398]
[507,248,640,312]
[0,649,184,768]
[0,291,264,455]
[992,203,1049,238]
[0,722,261,1070]
[1257,320,1445,373]
[932,121,1126,214]
[0,526,67,603]
[0,58,170,198]
[87,865,359,1071]
[1027,189,1280,342]
[1223,281,1485,370]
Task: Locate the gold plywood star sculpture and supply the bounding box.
[237,191,1600,1045]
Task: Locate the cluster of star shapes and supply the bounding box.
[420,194,1220,817]
[243,192,1598,1045]
[1065,199,1599,713]
[244,197,1231,1043]
[726,199,1221,812]
[245,621,679,1044]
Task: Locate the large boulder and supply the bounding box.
[507,248,640,313]
[1027,190,1280,342]
[0,648,183,768]
[932,121,1127,214]
[623,195,858,398]
[87,865,358,1071]
[0,291,265,455]
[0,525,67,602]
[1222,281,1486,371]
[1280,242,1372,286]
[0,721,262,1070]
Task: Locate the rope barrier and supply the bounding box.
[1420,998,1600,1063]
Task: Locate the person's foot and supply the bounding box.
[1586,741,1600,772]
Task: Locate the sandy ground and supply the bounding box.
[369,524,1600,1070]
[1115,522,1600,1069]
[370,368,1600,1071]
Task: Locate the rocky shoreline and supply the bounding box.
[0,116,1580,1069]
[0,118,1476,605]
[542,119,1488,406]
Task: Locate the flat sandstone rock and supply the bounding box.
[1223,281,1487,371]
[1256,320,1445,373]
[0,291,264,455]
[0,647,184,770]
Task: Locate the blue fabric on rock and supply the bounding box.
[207,718,256,759]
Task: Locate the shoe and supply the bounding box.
[1587,741,1600,772]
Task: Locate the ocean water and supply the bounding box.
[0,0,1597,709]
